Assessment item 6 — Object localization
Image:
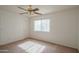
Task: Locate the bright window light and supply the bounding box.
[18,41,46,53]
[34,20,41,31]
[34,19,50,32]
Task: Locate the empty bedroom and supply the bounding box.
[0,5,79,53]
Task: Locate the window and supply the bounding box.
[34,19,50,32]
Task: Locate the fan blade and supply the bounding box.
[19,12,28,14]
[33,11,42,15]
[18,7,26,11]
[33,8,39,11]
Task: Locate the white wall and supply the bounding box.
[78,8,79,50]
[0,10,29,45]
[30,8,78,49]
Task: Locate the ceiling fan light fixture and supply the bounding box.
[18,5,42,16]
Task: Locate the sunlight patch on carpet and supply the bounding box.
[18,41,46,53]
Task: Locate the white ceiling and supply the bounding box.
[0,5,78,16]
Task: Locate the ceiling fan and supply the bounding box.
[18,5,42,15]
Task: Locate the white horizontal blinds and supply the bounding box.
[41,19,49,32]
[34,20,41,31]
[34,19,50,32]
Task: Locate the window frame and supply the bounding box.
[34,19,50,32]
